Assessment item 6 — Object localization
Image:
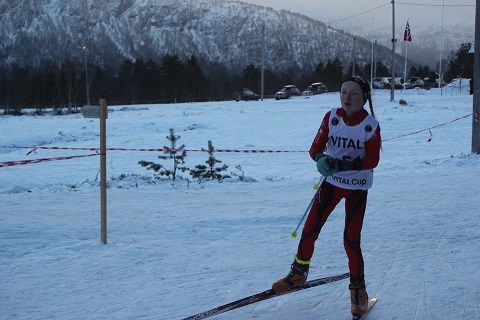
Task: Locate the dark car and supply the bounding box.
[302,82,328,96]
[275,85,301,100]
[372,77,402,89]
[234,88,259,101]
[423,77,446,89]
[372,77,390,89]
[403,77,425,89]
[387,78,403,89]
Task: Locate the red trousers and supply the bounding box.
[296,181,368,283]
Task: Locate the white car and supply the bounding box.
[302,82,328,95]
[372,77,389,89]
[403,77,425,89]
[275,85,300,100]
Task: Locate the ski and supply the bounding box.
[181,272,349,320]
[352,297,378,320]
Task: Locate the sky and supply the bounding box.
[242,0,476,31]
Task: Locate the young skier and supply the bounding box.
[272,76,381,318]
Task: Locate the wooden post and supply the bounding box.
[472,0,480,153]
[99,99,107,244]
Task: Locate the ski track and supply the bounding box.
[1,88,480,320]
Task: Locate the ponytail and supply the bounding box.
[366,94,375,119]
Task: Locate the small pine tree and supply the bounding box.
[139,128,189,181]
[191,140,230,181]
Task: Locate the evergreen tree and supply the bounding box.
[242,64,261,92]
[61,59,82,111]
[143,59,161,102]
[139,129,189,181]
[409,65,437,82]
[118,59,135,103]
[190,140,230,181]
[184,55,209,101]
[263,68,282,95]
[374,60,390,77]
[90,64,112,104]
[418,65,433,79]
[202,60,237,100]
[10,65,31,114]
[445,43,474,81]
[133,58,147,103]
[347,61,372,80]
[324,58,343,91]
[409,66,418,77]
[160,55,185,102]
[362,62,374,81]
[313,61,326,82]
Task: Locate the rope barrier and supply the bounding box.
[0,153,99,168]
[2,145,307,153]
[0,113,474,167]
[382,113,472,142]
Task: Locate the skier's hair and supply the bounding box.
[341,76,376,119]
[341,76,381,150]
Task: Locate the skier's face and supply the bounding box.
[340,81,365,118]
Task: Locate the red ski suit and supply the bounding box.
[296,107,381,283]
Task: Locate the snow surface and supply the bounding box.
[1,84,479,320]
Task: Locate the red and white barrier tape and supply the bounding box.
[0,113,475,167]
[382,113,472,142]
[0,153,98,168]
[4,145,306,153]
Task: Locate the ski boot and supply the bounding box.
[272,257,309,293]
[349,281,369,318]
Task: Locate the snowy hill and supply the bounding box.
[0,0,405,72]
[1,87,479,319]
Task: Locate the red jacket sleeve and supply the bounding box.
[309,111,330,160]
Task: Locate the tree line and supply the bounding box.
[0,42,473,114]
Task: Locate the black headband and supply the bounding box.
[342,76,371,103]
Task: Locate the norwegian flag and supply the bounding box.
[404,20,412,42]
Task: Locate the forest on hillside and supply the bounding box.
[0,43,473,114]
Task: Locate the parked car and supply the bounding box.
[423,77,446,89]
[372,77,390,89]
[234,88,259,101]
[275,85,301,100]
[372,77,402,89]
[302,82,328,96]
[403,77,425,89]
[391,78,403,89]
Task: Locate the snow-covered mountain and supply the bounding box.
[333,18,474,69]
[1,0,472,74]
[376,24,473,68]
[0,0,407,73]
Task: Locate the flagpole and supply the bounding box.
[472,0,480,153]
[439,0,445,95]
[390,0,396,102]
[404,41,408,89]
[403,20,411,89]
[371,18,374,88]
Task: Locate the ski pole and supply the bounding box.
[290,176,325,238]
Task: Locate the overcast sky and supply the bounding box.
[241,0,476,31]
